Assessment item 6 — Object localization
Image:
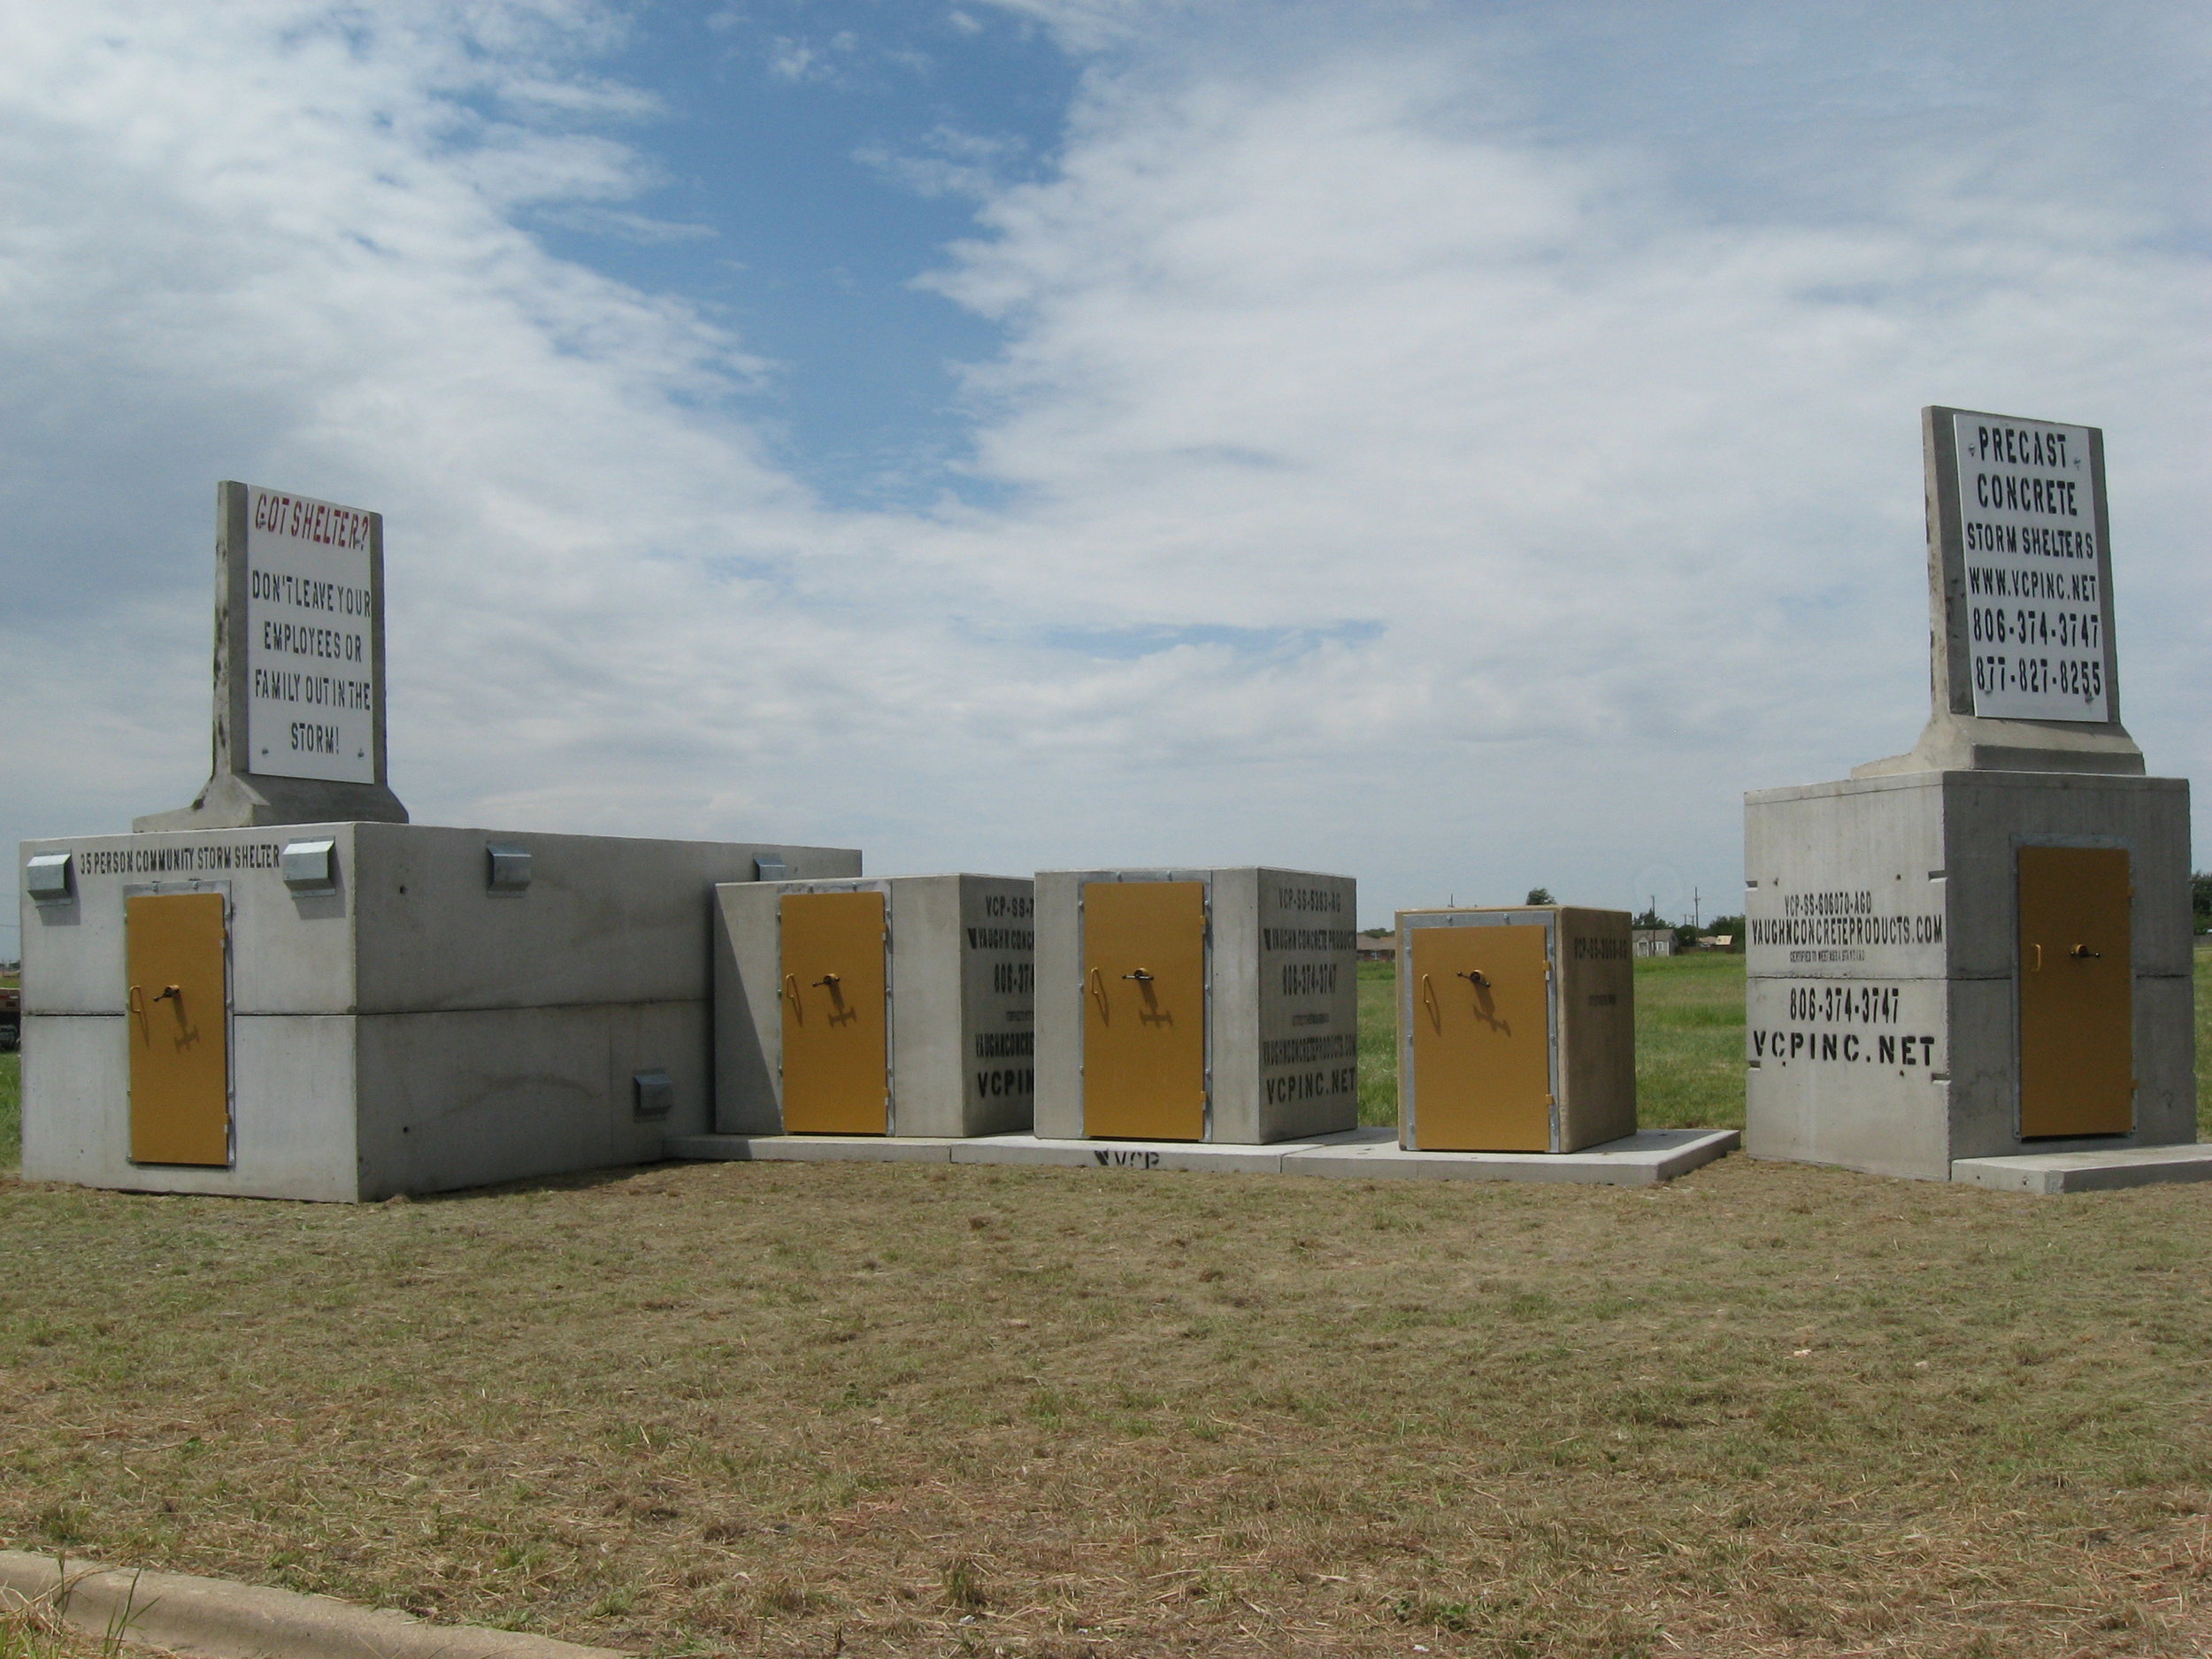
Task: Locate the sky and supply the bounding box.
[3,0,2208,951]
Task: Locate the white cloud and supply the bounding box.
[1,2,2206,951]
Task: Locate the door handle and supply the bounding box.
[1121,969,1154,982]
[781,972,799,1002]
[128,985,145,1024]
[811,973,842,987]
[2027,943,2041,972]
[2068,944,2101,960]
[1421,973,1440,1021]
[1457,969,1487,987]
[1087,967,1106,1008]
[155,984,181,1003]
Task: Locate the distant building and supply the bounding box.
[1632,928,1675,958]
[1356,933,1399,962]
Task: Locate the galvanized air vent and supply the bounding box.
[486,844,532,892]
[280,839,339,895]
[25,851,73,904]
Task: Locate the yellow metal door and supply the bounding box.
[780,891,889,1134]
[1409,923,1552,1151]
[2017,846,2132,1137]
[1082,880,1207,1140]
[127,892,232,1166]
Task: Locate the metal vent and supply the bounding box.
[280,839,339,895]
[486,844,532,892]
[25,851,73,904]
[633,1070,674,1119]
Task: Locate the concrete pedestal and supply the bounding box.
[18,824,857,1201]
[1744,770,2193,1181]
[1034,867,1358,1144]
[713,875,1034,1138]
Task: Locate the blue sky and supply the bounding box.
[526,3,1079,507]
[3,2,2208,950]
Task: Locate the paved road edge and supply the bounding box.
[0,1550,631,1659]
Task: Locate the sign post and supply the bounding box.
[138,481,407,830]
[1856,406,2140,779]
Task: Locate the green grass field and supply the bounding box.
[1,1047,18,1175]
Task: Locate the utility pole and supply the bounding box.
[1694,887,1701,931]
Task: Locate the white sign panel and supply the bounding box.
[1950,415,2107,722]
[243,486,377,783]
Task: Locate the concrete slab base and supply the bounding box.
[663,1133,956,1164]
[1282,1128,1738,1186]
[1950,1143,2212,1194]
[665,1125,1739,1186]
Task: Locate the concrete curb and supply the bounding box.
[0,1551,630,1659]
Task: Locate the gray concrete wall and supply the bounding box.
[711,879,786,1135]
[1557,907,1637,1150]
[1032,870,1088,1141]
[950,876,1036,1136]
[1211,868,1260,1140]
[1745,771,2193,1180]
[890,879,960,1135]
[1247,868,1359,1141]
[354,826,851,1012]
[353,1001,705,1199]
[18,1011,361,1202]
[20,826,367,1200]
[20,825,361,1018]
[1744,775,1953,1179]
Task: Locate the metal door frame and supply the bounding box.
[122,879,237,1168]
[2011,835,2133,1140]
[1399,909,1561,1153]
[1075,871,1214,1141]
[774,879,895,1134]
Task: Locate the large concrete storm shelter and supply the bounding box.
[19,482,858,1201]
[1745,411,2196,1189]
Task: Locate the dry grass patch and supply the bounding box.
[0,1580,165,1659]
[8,1156,2212,1656]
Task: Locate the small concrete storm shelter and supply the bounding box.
[1396,905,1636,1154]
[713,874,1035,1139]
[1034,867,1358,1144]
